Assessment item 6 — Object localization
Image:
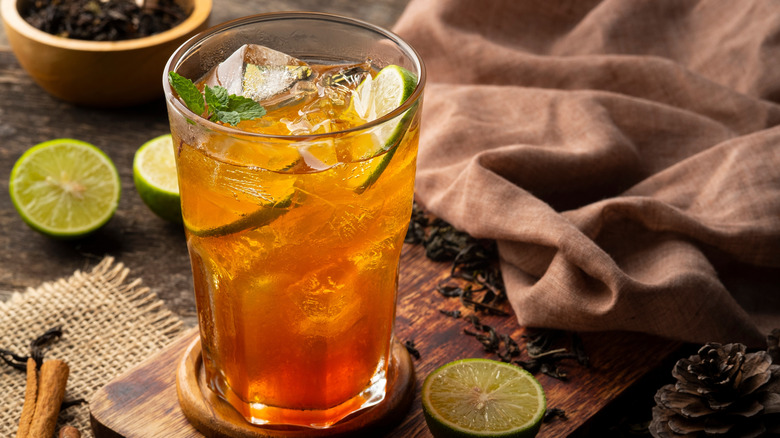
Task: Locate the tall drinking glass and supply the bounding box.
[163,12,425,428]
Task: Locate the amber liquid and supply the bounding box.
[173,63,419,426]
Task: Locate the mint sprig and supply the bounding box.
[168,72,266,126]
[168,71,204,115]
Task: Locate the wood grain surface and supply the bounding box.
[89,243,681,438]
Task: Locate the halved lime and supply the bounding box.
[9,139,121,239]
[422,359,547,438]
[133,134,182,223]
[351,64,418,192]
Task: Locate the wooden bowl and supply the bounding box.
[1,0,211,107]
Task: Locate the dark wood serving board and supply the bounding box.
[90,243,681,437]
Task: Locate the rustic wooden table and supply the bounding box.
[0,1,683,437]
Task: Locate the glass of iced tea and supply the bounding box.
[163,12,425,429]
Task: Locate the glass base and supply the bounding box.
[207,362,388,429]
[177,337,416,438]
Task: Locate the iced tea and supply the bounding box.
[164,13,424,429]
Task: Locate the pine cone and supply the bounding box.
[768,330,780,365]
[650,342,780,438]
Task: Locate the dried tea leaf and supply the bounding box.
[22,0,187,41]
[406,201,589,380]
[403,340,421,360]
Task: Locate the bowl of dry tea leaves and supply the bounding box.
[1,0,211,107]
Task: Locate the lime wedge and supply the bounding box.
[133,134,182,223]
[422,359,547,438]
[353,65,417,127]
[184,192,295,238]
[177,142,298,238]
[9,139,121,239]
[351,64,418,193]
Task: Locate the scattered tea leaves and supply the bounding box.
[463,314,520,362]
[544,407,568,422]
[408,202,508,315]
[29,326,63,368]
[439,309,462,319]
[61,399,88,410]
[22,0,187,41]
[404,204,428,244]
[516,329,590,380]
[407,201,590,381]
[572,331,590,368]
[0,348,28,371]
[0,326,64,371]
[403,339,421,360]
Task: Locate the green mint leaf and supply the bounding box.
[227,94,267,121]
[214,111,241,126]
[169,72,265,126]
[205,85,229,113]
[168,72,205,116]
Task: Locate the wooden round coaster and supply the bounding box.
[176,337,415,437]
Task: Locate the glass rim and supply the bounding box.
[162,11,426,141]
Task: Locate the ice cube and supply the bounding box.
[317,62,372,107]
[289,263,362,336]
[202,44,315,107]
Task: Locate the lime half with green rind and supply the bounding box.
[9,138,121,239]
[422,359,547,438]
[133,134,183,223]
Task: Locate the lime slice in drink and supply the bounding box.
[351,64,418,193]
[185,191,295,238]
[9,139,121,239]
[177,141,298,238]
[133,134,182,223]
[353,65,417,131]
[422,359,547,438]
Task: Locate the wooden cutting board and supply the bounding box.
[90,243,681,437]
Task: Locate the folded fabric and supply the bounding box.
[394,0,780,346]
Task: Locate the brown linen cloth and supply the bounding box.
[394,0,780,346]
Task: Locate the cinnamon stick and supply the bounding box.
[28,359,70,438]
[15,358,37,438]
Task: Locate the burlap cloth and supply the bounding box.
[394,0,780,346]
[0,257,184,437]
